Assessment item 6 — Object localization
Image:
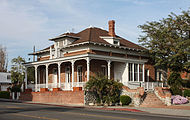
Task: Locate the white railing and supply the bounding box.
[141,82,163,91]
[27,84,35,91]
[27,82,87,91]
[73,82,86,88]
[48,83,58,91]
[128,82,141,89]
[60,83,72,90]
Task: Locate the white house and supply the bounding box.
[0,72,11,91]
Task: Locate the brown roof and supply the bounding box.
[72,27,145,50]
[40,27,144,52]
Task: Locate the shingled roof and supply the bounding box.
[35,21,145,54]
[70,27,144,50]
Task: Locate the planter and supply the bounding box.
[40,88,48,92]
[53,88,61,91]
[73,87,82,91]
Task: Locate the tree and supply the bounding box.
[138,9,190,94]
[11,56,25,84]
[138,10,190,73]
[0,45,8,72]
[85,74,123,105]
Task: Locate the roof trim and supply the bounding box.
[61,41,144,52]
[49,35,80,41]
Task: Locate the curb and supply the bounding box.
[24,102,144,112]
[0,98,144,112]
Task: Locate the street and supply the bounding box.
[0,101,189,120]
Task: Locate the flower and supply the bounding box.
[171,95,189,104]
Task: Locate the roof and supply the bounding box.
[55,27,145,50]
[30,27,145,55]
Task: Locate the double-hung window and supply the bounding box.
[128,63,133,81]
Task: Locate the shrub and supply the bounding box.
[10,85,21,92]
[184,90,190,97]
[120,95,131,105]
[85,74,123,105]
[182,80,190,88]
[0,91,10,99]
[167,72,182,95]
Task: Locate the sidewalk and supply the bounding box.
[1,98,190,117]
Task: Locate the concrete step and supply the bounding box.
[140,92,166,107]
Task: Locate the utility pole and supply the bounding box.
[33,46,35,62]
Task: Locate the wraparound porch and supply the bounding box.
[24,54,161,92]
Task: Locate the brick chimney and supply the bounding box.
[108,20,116,37]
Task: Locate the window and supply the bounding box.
[101,65,107,76]
[156,71,162,81]
[77,66,83,82]
[129,63,144,82]
[128,63,133,81]
[139,64,143,81]
[7,75,11,80]
[59,41,63,47]
[145,69,149,82]
[158,72,162,81]
[114,41,118,45]
[65,66,70,83]
[134,64,138,81]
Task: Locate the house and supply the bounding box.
[0,72,11,91]
[21,20,164,105]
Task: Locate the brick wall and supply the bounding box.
[19,91,84,105]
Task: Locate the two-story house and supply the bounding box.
[24,20,163,93]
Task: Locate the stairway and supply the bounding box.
[140,92,166,107]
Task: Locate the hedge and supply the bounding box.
[184,90,190,97]
[0,91,10,99]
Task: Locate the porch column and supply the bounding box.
[108,60,111,79]
[86,57,90,81]
[71,60,75,91]
[45,64,49,88]
[126,62,129,86]
[137,64,139,82]
[133,63,135,81]
[143,64,145,82]
[25,67,28,89]
[34,65,38,92]
[58,62,61,88]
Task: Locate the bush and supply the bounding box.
[85,74,123,105]
[184,90,190,97]
[168,72,182,95]
[182,80,190,88]
[120,95,131,105]
[0,91,10,99]
[11,85,21,92]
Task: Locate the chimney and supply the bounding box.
[108,20,116,37]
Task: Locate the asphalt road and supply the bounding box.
[0,101,189,120]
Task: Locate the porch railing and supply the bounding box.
[27,84,35,91]
[27,82,87,92]
[140,82,164,91]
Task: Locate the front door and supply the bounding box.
[65,66,71,90]
[53,68,57,88]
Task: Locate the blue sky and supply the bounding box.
[0,0,190,70]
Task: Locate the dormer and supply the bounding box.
[49,32,79,48]
[100,20,120,46]
[49,32,79,58]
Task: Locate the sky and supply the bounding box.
[0,0,190,71]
